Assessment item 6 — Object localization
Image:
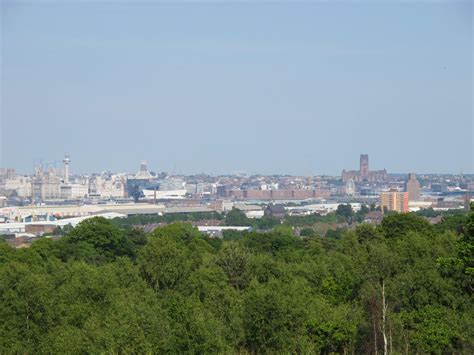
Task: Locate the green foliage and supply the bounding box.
[435,213,468,234]
[224,207,250,226]
[215,242,250,289]
[243,278,309,352]
[326,227,346,239]
[59,217,135,263]
[112,211,223,229]
[354,204,369,223]
[139,234,192,291]
[253,215,281,229]
[300,227,316,237]
[222,229,247,240]
[285,212,338,226]
[393,306,460,354]
[359,204,369,215]
[450,203,474,294]
[148,221,203,244]
[380,212,433,239]
[162,293,232,352]
[416,207,466,218]
[0,208,473,353]
[336,204,354,222]
[355,223,380,242]
[241,230,301,255]
[184,265,244,346]
[458,210,474,293]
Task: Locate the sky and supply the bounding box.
[1,0,472,175]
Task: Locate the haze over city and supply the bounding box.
[2,1,472,175]
[1,2,474,354]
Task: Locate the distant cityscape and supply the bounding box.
[0,153,472,236]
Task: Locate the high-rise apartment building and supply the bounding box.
[405,173,420,201]
[380,191,409,213]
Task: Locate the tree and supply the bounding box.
[243,279,310,353]
[355,224,380,243]
[61,217,132,262]
[184,266,244,346]
[457,206,474,294]
[380,213,432,239]
[1,205,472,354]
[300,227,315,237]
[123,227,147,260]
[242,230,301,255]
[146,222,213,273]
[0,262,56,353]
[435,214,468,235]
[149,222,202,244]
[440,202,474,294]
[360,204,369,215]
[355,204,370,222]
[244,253,284,284]
[305,296,361,354]
[363,241,400,355]
[222,229,246,241]
[215,242,250,289]
[138,235,191,291]
[393,307,458,354]
[225,208,250,226]
[336,204,354,223]
[52,226,63,236]
[255,215,280,230]
[162,293,232,353]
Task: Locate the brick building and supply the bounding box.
[405,173,420,201]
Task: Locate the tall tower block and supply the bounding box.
[405,173,420,201]
[63,154,71,184]
[360,154,369,181]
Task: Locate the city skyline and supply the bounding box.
[1,2,473,354]
[2,1,473,175]
[2,153,474,177]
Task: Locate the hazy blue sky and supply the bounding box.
[1,1,472,175]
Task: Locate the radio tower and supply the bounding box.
[63,154,71,184]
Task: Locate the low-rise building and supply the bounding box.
[264,204,286,219]
[60,184,89,199]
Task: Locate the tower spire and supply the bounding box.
[63,154,71,184]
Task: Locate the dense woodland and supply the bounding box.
[1,205,473,354]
